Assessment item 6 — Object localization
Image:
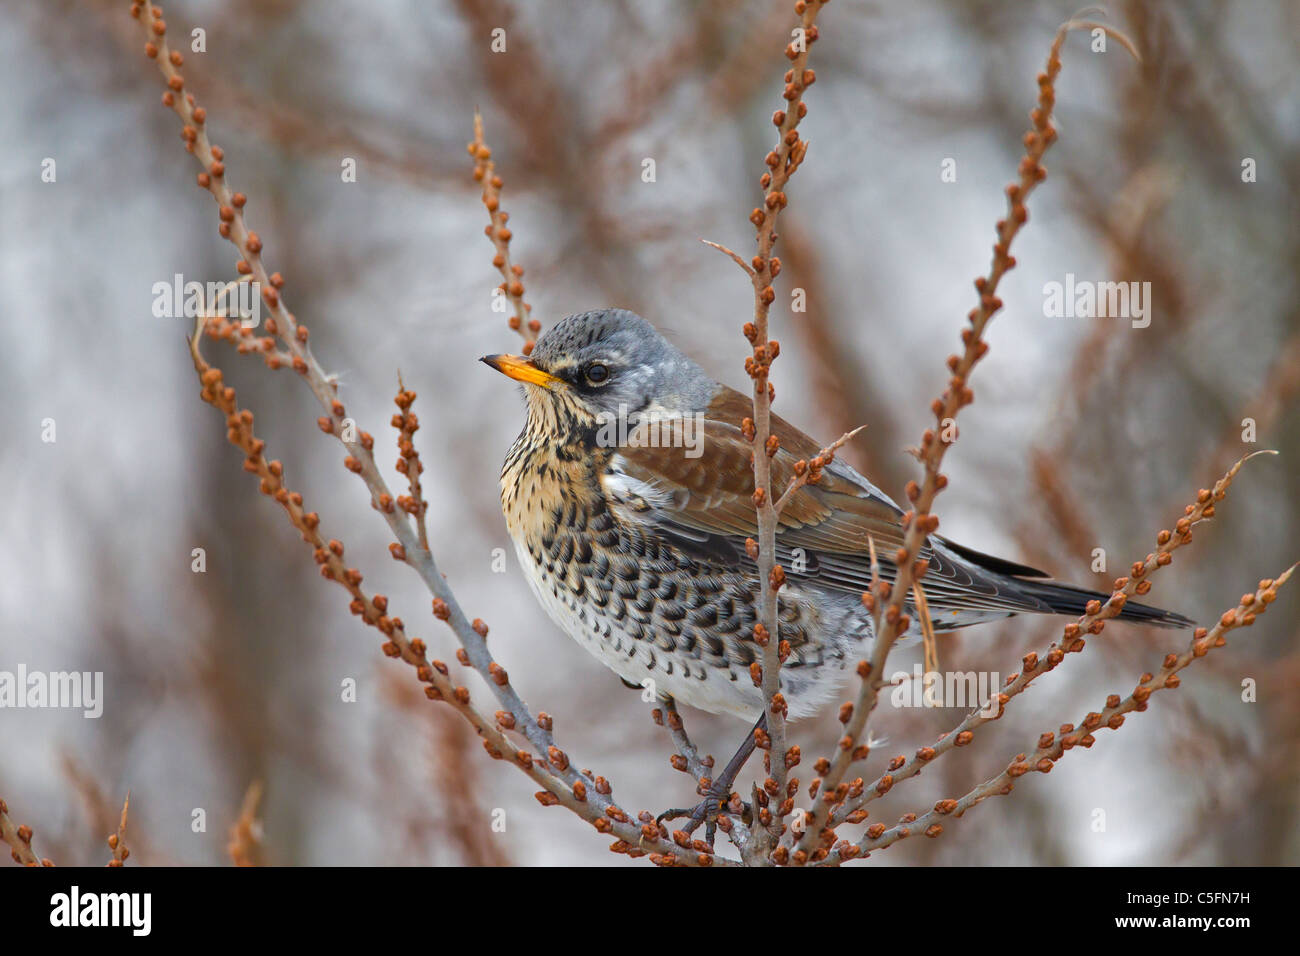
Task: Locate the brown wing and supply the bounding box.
[610,385,1059,619]
[613,385,906,550]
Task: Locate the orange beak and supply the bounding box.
[480,353,563,389]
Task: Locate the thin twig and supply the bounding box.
[0,798,45,867]
[772,425,867,514]
[736,0,829,864]
[700,238,755,278]
[132,0,721,867]
[393,377,430,551]
[913,582,939,677]
[829,564,1294,863]
[653,698,713,785]
[789,17,1141,863]
[469,111,538,350]
[186,330,675,859]
[821,450,1273,839]
[106,793,130,866]
[228,781,263,866]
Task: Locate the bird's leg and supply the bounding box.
[657,713,766,846]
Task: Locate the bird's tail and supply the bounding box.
[933,537,1197,630]
[1008,577,1196,629]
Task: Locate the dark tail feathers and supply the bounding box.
[1012,577,1196,629]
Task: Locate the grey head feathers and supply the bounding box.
[529,309,716,419]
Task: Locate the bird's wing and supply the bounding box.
[608,384,1056,620]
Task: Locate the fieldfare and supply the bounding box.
[483,309,1192,725]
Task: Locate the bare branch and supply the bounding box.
[0,797,45,867]
[738,0,829,864]
[773,425,867,514]
[228,781,264,867]
[106,793,130,867]
[469,112,539,349]
[832,563,1294,862]
[132,0,720,868]
[700,238,756,278]
[790,16,1141,863]
[393,379,431,552]
[820,450,1275,842]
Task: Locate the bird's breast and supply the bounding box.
[495,421,857,721]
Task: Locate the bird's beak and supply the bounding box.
[480,353,562,389]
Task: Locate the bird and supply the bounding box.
[482,308,1194,726]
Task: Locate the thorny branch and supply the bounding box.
[788,18,1141,865]
[819,451,1275,839]
[470,112,539,351]
[0,798,47,867]
[811,451,1275,863]
[228,781,264,866]
[653,698,714,786]
[131,0,721,867]
[772,425,867,515]
[106,793,131,866]
[832,564,1295,862]
[393,379,430,552]
[738,0,827,862]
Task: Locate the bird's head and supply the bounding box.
[481,309,714,436]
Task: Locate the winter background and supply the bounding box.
[1,0,1297,865]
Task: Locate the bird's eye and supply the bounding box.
[584,362,610,385]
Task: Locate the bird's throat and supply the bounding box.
[500,399,611,547]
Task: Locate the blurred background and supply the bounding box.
[1,0,1297,865]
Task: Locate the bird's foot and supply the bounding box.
[657,712,764,847]
[657,787,748,847]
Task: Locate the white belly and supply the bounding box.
[511,538,849,722]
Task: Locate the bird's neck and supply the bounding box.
[500,400,611,542]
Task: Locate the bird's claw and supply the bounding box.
[657,788,747,847]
